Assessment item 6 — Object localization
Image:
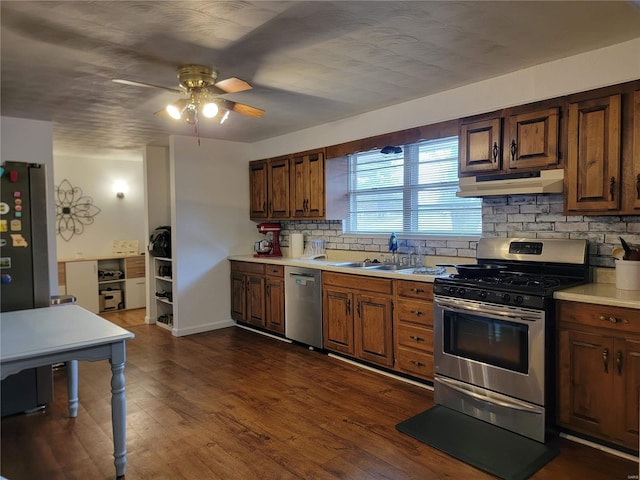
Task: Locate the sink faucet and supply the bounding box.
[388,232,399,263]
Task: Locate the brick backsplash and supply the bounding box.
[280,194,640,268]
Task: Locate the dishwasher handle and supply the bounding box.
[289,273,317,281]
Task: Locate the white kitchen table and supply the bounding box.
[0,304,135,478]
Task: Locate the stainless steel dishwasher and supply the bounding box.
[284,266,323,349]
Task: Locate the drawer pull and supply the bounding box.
[603,348,609,373]
[616,350,623,376]
[409,335,425,342]
[410,288,425,294]
[599,315,628,324]
[410,360,425,367]
[410,310,423,316]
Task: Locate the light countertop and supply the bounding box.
[554,283,640,310]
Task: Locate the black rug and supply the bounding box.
[396,405,559,480]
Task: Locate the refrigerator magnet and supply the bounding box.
[0,220,7,232]
[10,219,21,231]
[0,202,9,215]
[10,234,28,247]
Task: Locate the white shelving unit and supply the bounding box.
[153,257,173,330]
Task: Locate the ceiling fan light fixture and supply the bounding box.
[201,101,219,119]
[166,99,189,120]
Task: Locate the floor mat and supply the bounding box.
[396,405,559,480]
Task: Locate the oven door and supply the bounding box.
[434,295,545,405]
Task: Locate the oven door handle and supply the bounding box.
[436,377,542,414]
[434,297,542,323]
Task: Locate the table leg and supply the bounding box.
[66,360,78,417]
[110,358,127,478]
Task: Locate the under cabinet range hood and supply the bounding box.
[456,169,564,197]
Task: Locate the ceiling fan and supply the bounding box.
[112,64,265,128]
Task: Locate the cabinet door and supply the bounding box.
[306,152,325,218]
[291,155,307,218]
[632,90,640,211]
[249,160,268,219]
[558,329,614,438]
[230,271,246,322]
[125,278,146,309]
[323,287,354,354]
[355,293,393,367]
[459,117,502,174]
[566,94,621,211]
[507,107,559,170]
[265,276,285,335]
[613,337,640,449]
[268,156,290,219]
[246,274,265,327]
[65,260,99,313]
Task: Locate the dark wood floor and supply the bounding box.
[1,309,638,480]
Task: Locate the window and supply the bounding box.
[346,136,482,235]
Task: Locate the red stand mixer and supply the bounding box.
[253,223,282,257]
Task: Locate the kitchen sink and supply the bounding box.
[366,264,414,271]
[331,261,381,268]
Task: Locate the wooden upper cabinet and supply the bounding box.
[632,90,640,211]
[291,150,325,219]
[566,94,621,212]
[506,107,559,170]
[249,160,268,219]
[267,156,290,219]
[459,117,502,174]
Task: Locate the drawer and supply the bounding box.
[323,272,392,295]
[395,347,433,381]
[125,256,146,278]
[396,323,433,353]
[231,261,265,275]
[395,299,434,327]
[396,280,433,301]
[558,301,640,334]
[266,264,284,277]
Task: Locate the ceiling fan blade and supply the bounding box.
[223,100,265,118]
[112,78,186,95]
[213,77,253,94]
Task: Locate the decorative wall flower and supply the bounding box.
[55,179,101,241]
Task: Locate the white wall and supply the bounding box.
[169,135,254,336]
[54,154,146,259]
[0,116,57,294]
[251,38,640,159]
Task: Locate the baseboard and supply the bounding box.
[172,318,235,337]
[236,324,293,343]
[559,432,639,463]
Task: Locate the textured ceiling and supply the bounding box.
[2,1,640,158]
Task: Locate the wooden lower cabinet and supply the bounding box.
[230,261,285,335]
[322,272,393,367]
[557,300,640,451]
[265,265,285,335]
[393,280,434,381]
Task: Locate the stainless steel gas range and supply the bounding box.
[433,237,589,443]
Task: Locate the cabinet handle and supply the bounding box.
[410,360,425,367]
[410,287,425,294]
[346,299,351,315]
[266,284,270,296]
[616,350,623,376]
[409,335,425,342]
[510,140,517,161]
[263,201,266,212]
[609,176,616,200]
[492,142,499,162]
[410,310,423,316]
[603,348,609,373]
[636,174,640,200]
[357,301,361,317]
[599,314,628,324]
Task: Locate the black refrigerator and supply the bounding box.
[1,161,53,416]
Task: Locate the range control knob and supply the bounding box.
[479,291,488,300]
[457,288,466,296]
[502,293,511,303]
[449,286,457,296]
[514,295,524,305]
